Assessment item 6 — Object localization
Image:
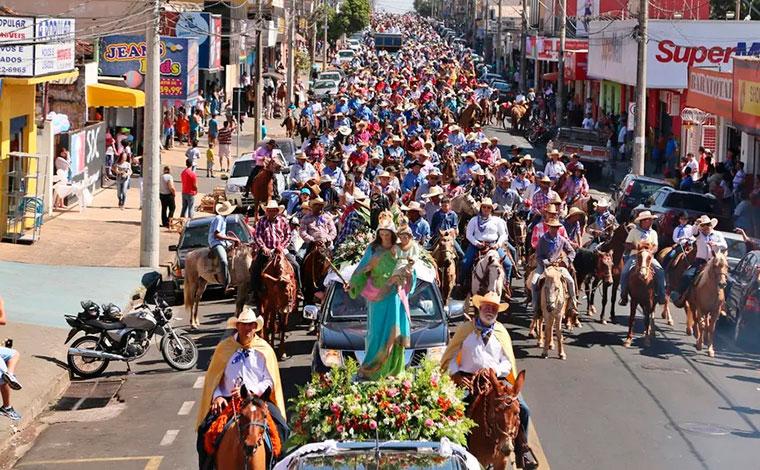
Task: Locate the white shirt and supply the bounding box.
[582,117,595,129]
[694,230,727,261]
[544,160,566,181]
[213,344,273,399]
[514,94,526,104]
[617,126,627,146]
[447,330,512,378]
[292,161,318,184]
[466,215,508,247]
[672,224,693,244]
[684,158,699,180]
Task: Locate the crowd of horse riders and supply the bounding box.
[193,12,735,470]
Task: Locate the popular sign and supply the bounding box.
[588,20,760,89]
[0,16,75,77]
[98,35,199,101]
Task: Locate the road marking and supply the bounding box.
[144,456,164,470]
[178,400,195,415]
[193,376,205,388]
[17,456,163,468]
[160,429,180,446]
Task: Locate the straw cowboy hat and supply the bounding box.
[566,207,585,219]
[295,150,307,160]
[215,200,235,216]
[338,125,352,136]
[634,210,657,223]
[227,305,264,331]
[354,196,370,211]
[422,186,445,199]
[378,171,392,179]
[549,193,563,205]
[479,197,497,210]
[544,205,559,215]
[470,167,486,177]
[519,155,534,162]
[319,175,333,185]
[309,197,326,209]
[547,149,562,158]
[694,214,718,227]
[545,218,563,228]
[261,199,284,213]
[472,291,509,312]
[594,198,610,208]
[404,201,425,213]
[537,175,552,185]
[449,125,461,132]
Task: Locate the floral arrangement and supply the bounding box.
[333,226,374,267]
[288,359,475,449]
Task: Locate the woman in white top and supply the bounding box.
[53,147,71,208]
[112,152,132,209]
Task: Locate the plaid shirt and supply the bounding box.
[336,209,369,245]
[531,189,558,214]
[254,215,291,251]
[531,220,568,249]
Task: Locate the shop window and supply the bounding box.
[9,116,27,153]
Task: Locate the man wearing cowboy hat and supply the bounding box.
[530,174,559,218]
[416,168,442,203]
[457,152,481,185]
[488,136,502,161]
[544,149,566,182]
[461,198,514,291]
[511,167,531,196]
[532,218,578,317]
[299,198,337,255]
[530,205,568,250]
[564,163,589,204]
[563,207,587,248]
[208,201,241,291]
[671,214,727,307]
[440,291,538,470]
[447,125,466,149]
[402,160,425,196]
[475,137,494,167]
[403,201,431,246]
[493,174,523,214]
[587,198,615,237]
[196,306,288,467]
[251,200,302,301]
[421,185,444,223]
[619,211,666,306]
[387,135,406,161]
[322,155,346,190]
[429,195,466,258]
[291,150,318,189]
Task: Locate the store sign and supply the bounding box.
[0,16,75,77]
[63,122,106,188]
[732,57,760,133]
[525,36,588,62]
[686,68,732,118]
[564,50,588,81]
[575,0,599,38]
[175,12,222,71]
[99,35,199,101]
[588,19,760,89]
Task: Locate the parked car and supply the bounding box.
[317,70,343,83]
[346,38,361,51]
[479,72,504,83]
[311,79,339,98]
[631,187,734,248]
[168,214,251,297]
[275,440,481,470]
[724,250,760,346]
[336,49,355,65]
[372,32,404,52]
[612,174,673,223]
[546,127,611,176]
[305,261,464,373]
[224,150,287,209]
[719,230,756,269]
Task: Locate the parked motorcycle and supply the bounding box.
[527,120,555,145]
[64,272,198,378]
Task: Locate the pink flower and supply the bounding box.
[369,420,378,430]
[402,380,412,390]
[392,404,401,414]
[337,425,345,433]
[331,403,342,413]
[430,375,440,388]
[386,387,399,398]
[425,418,434,427]
[305,388,316,398]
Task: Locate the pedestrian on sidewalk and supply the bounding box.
[207,113,219,147]
[112,152,132,210]
[159,165,176,227]
[181,159,198,218]
[186,140,201,172]
[217,119,234,172]
[0,296,23,422]
[162,110,175,149]
[206,142,216,178]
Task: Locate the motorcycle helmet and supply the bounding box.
[78,300,101,321]
[101,303,123,322]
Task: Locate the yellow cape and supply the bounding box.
[440,321,518,385]
[196,335,287,429]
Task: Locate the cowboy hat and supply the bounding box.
[423,140,435,148]
[497,159,511,167]
[392,135,403,142]
[479,137,491,144]
[227,305,264,331]
[295,150,307,159]
[490,136,499,142]
[567,207,585,219]
[519,155,534,162]
[215,200,235,216]
[549,193,562,205]
[470,167,486,177]
[309,197,326,208]
[327,154,342,163]
[427,168,442,177]
[545,218,563,228]
[466,132,478,141]
[573,163,585,172]
[547,149,562,158]
[404,201,425,213]
[338,125,352,136]
[462,151,475,159]
[354,196,370,211]
[634,210,657,223]
[261,199,284,213]
[537,175,552,184]
[378,171,392,179]
[319,175,333,185]
[594,198,610,207]
[397,224,413,236]
[449,124,460,131]
[694,214,718,227]
[479,197,497,209]
[422,185,445,199]
[472,291,509,312]
[544,205,559,215]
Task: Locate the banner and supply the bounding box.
[61,122,107,188]
[175,12,222,71]
[99,35,199,101]
[733,57,760,134]
[686,68,732,118]
[525,36,588,62]
[575,0,599,38]
[0,16,75,77]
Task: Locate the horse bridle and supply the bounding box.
[471,373,520,443]
[232,398,269,469]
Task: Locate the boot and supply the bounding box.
[515,429,539,469]
[618,292,628,306]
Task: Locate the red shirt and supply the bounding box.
[181,168,198,195]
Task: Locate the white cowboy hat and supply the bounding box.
[479,197,497,210]
[227,305,264,331]
[634,210,657,223]
[547,149,562,158]
[338,125,352,136]
[422,186,445,199]
[261,199,284,213]
[378,171,392,179]
[405,201,425,213]
[694,214,718,227]
[594,198,610,207]
[215,200,235,216]
[472,291,509,312]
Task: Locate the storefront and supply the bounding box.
[166,11,224,96]
[525,35,588,94]
[732,57,760,174]
[683,68,732,160]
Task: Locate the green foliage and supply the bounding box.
[287,359,475,449]
[328,0,370,42]
[295,49,311,73]
[710,0,760,19]
[414,0,433,16]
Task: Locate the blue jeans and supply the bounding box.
[461,244,513,284]
[518,393,530,433]
[181,193,195,218]
[211,244,229,287]
[116,177,129,207]
[620,255,666,303]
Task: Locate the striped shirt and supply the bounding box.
[217,126,234,145]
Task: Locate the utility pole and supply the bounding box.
[632,0,648,175]
[497,0,502,71]
[286,2,296,105]
[556,0,566,126]
[735,0,741,20]
[140,0,160,268]
[323,0,328,68]
[254,0,263,143]
[520,0,527,92]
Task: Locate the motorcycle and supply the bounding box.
[526,119,555,144]
[64,272,198,378]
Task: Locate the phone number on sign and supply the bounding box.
[160,78,184,96]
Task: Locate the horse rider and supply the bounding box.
[662,211,694,269]
[290,150,318,189]
[619,211,666,306]
[250,139,277,182]
[298,197,337,260]
[529,175,558,228]
[440,292,539,470]
[208,201,241,293]
[532,218,578,318]
[250,200,302,302]
[195,306,288,468]
[530,205,567,250]
[563,163,589,206]
[543,149,566,183]
[403,201,431,246]
[586,198,615,243]
[670,215,727,307]
[460,198,514,293]
[493,174,523,215]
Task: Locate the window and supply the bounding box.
[327,281,442,322]
[231,160,254,178]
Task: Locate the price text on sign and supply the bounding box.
[161,77,184,96]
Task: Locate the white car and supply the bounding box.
[225,150,287,209]
[346,38,361,51]
[335,49,355,65]
[317,70,342,83]
[311,79,339,98]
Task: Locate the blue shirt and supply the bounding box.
[431,210,458,235]
[409,217,431,245]
[457,161,481,184]
[448,133,466,148]
[402,171,424,194]
[323,166,346,189]
[679,175,694,191]
[208,215,227,248]
[208,119,218,137]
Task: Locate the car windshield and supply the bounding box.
[725,236,748,261]
[664,193,718,213]
[180,219,250,249]
[339,51,354,58]
[631,181,669,198]
[295,451,466,470]
[327,281,442,321]
[314,80,336,88]
[319,73,340,81]
[231,160,254,178]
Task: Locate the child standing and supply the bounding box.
[206,142,215,178]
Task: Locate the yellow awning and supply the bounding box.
[87,83,145,108]
[2,70,79,86]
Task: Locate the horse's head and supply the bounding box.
[471,369,525,455]
[709,251,729,290]
[596,250,614,284]
[433,230,457,266]
[510,215,527,243]
[542,266,566,312]
[236,386,270,458]
[636,247,653,281]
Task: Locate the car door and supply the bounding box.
[726,252,757,317]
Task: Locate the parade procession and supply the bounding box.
[0,1,759,469]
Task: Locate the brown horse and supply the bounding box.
[657,244,694,331]
[459,102,481,130]
[573,247,614,323]
[598,223,629,323]
[506,212,527,269]
[510,103,530,132]
[624,246,657,348]
[184,243,253,329]
[432,230,458,305]
[478,97,491,125]
[302,242,332,305]
[440,150,458,185]
[464,248,506,319]
[282,114,297,139]
[250,160,281,210]
[538,265,568,359]
[215,393,271,470]
[687,252,729,357]
[466,368,526,470]
[259,251,297,359]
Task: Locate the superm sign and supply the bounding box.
[588,20,760,89]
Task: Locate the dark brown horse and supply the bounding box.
[440,150,458,185]
[215,392,271,470]
[259,251,297,359]
[625,245,657,348]
[598,223,629,323]
[432,230,458,305]
[466,369,526,470]
[250,160,281,210]
[302,242,332,305]
[506,212,527,270]
[573,247,614,323]
[657,244,693,331]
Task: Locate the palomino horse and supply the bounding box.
[301,242,332,305]
[467,368,526,470]
[538,265,568,360]
[215,391,274,470]
[657,244,693,331]
[624,246,657,348]
[597,223,629,323]
[184,243,253,329]
[573,247,614,323]
[686,252,729,357]
[259,251,297,359]
[431,230,458,305]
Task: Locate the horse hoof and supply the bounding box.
[559,352,567,360]
[707,348,715,358]
[528,330,536,338]
[696,343,703,351]
[541,352,549,359]
[549,342,555,350]
[623,338,632,348]
[686,327,692,336]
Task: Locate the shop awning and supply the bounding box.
[86,83,145,108]
[543,72,558,81]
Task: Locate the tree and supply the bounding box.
[710,0,760,19]
[414,0,433,16]
[328,0,370,42]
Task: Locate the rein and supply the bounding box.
[470,371,518,441]
[232,397,269,470]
